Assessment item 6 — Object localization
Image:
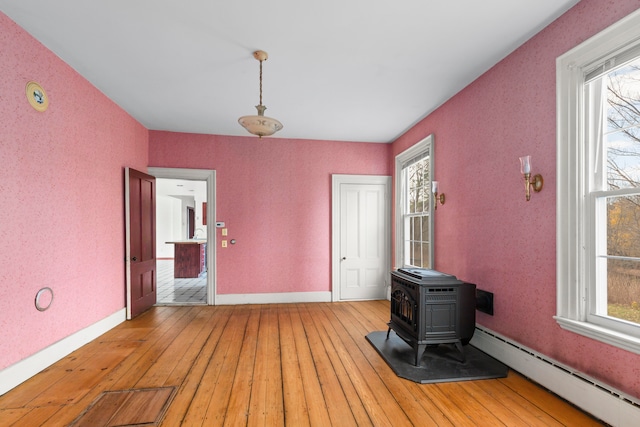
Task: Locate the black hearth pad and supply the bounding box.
[366,331,509,384]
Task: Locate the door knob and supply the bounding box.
[132,256,138,261]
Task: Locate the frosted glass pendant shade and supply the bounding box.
[238,104,283,138]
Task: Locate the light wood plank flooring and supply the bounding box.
[0,301,604,426]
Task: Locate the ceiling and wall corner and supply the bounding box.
[0,0,579,143]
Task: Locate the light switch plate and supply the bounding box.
[221,240,227,248]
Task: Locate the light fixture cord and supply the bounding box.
[259,59,263,106]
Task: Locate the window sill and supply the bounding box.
[554,316,640,355]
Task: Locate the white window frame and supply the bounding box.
[395,134,434,269]
[556,8,640,354]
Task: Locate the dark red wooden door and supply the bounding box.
[126,168,156,319]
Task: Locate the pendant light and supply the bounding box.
[238,50,283,137]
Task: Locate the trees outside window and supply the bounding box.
[406,156,432,267]
[598,57,640,326]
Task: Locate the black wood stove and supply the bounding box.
[387,268,476,366]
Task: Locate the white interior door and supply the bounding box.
[332,175,391,301]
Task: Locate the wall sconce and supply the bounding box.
[432,181,445,210]
[519,155,543,201]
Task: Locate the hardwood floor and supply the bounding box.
[0,301,604,426]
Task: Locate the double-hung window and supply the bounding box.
[395,135,434,269]
[557,9,640,353]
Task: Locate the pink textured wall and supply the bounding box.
[149,132,391,294]
[392,0,640,398]
[0,14,148,370]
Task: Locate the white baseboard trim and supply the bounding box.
[0,308,126,396]
[216,291,332,306]
[471,325,640,427]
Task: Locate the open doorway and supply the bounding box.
[148,168,216,305]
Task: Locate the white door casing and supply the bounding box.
[332,175,391,301]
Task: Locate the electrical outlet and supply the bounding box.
[221,240,227,248]
[476,289,494,315]
[222,228,228,236]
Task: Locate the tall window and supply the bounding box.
[395,135,434,269]
[557,9,640,353]
[587,54,640,333]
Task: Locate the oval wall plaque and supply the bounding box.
[26,81,49,112]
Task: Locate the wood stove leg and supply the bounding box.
[415,344,427,366]
[386,327,391,339]
[455,341,465,363]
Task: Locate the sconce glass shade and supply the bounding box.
[431,180,445,209]
[519,155,531,174]
[238,104,283,137]
[519,155,543,201]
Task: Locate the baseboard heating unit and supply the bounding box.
[470,326,640,427]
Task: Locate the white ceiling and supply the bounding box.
[1,0,579,143]
[157,178,206,199]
